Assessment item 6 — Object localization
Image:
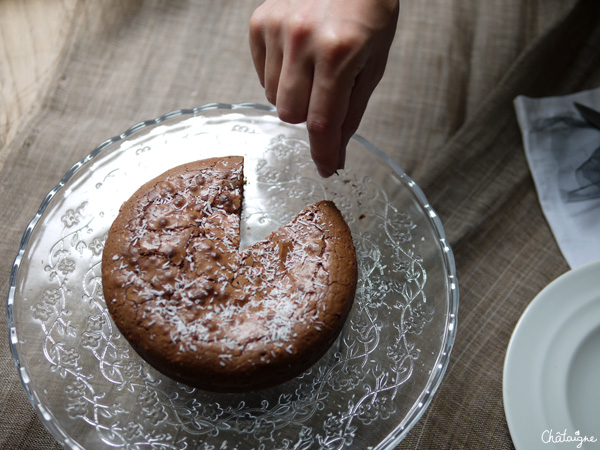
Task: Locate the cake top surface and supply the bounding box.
[102,156,357,388]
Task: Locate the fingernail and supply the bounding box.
[315,163,334,178]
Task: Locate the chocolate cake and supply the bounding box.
[101,156,357,392]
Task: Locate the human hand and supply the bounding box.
[249,0,399,177]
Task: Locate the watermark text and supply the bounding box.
[542,429,597,448]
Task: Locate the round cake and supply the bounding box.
[101,156,357,392]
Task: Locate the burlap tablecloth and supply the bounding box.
[2,1,599,448]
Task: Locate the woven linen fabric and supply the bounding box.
[1,0,599,448]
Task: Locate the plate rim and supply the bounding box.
[6,102,459,449]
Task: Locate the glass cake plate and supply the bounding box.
[7,103,458,449]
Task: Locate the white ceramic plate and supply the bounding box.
[503,260,600,450]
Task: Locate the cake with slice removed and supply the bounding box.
[101,156,357,392]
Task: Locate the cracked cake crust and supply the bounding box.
[101,156,357,392]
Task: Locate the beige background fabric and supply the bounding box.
[1,1,599,448]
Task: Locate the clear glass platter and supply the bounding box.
[7,103,458,449]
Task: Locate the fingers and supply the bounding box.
[306,24,372,176]
[307,118,343,178]
[249,3,285,104]
[249,2,354,178]
[263,46,283,106]
[306,63,354,177]
[248,8,266,87]
[338,70,380,170]
[307,79,371,176]
[310,59,387,176]
[249,0,399,177]
[276,23,313,123]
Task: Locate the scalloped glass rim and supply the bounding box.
[7,102,459,449]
